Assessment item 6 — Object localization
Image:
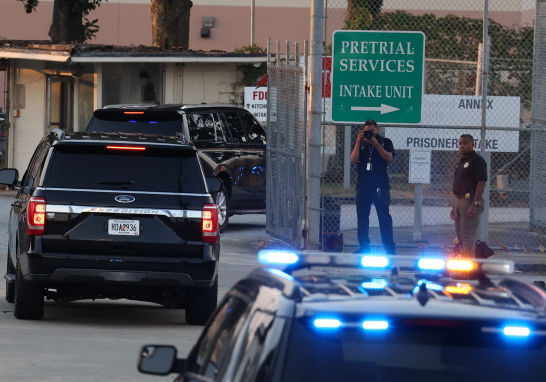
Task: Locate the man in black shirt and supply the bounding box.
[451,134,488,257]
[350,120,396,254]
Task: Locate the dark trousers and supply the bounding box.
[356,186,396,253]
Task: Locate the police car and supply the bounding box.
[137,251,546,381]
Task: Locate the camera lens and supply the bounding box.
[364,130,373,139]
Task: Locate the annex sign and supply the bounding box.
[385,128,519,152]
[422,95,520,128]
[331,30,425,124]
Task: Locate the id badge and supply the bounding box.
[366,162,372,171]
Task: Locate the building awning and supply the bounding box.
[70,54,267,64]
[0,48,70,62]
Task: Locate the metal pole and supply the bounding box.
[479,0,490,243]
[251,0,255,46]
[307,0,325,249]
[303,40,309,248]
[286,40,290,66]
[413,183,423,241]
[344,126,351,189]
[276,39,281,67]
[295,41,299,67]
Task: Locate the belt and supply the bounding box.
[455,193,474,199]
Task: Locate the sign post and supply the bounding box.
[331,30,425,124]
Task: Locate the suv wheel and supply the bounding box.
[14,257,44,320]
[215,185,230,233]
[5,252,15,303]
[185,276,218,325]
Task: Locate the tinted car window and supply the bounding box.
[240,113,266,145]
[232,312,284,382]
[46,145,204,193]
[187,113,223,142]
[221,112,248,143]
[201,296,250,379]
[87,110,183,136]
[283,320,546,382]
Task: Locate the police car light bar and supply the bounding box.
[257,250,514,276]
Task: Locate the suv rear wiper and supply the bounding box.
[97,180,134,189]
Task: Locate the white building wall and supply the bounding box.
[11,60,47,172]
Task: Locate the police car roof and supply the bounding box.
[247,267,546,324]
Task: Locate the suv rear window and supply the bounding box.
[46,144,204,193]
[87,110,183,136]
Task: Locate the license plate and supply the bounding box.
[108,219,139,236]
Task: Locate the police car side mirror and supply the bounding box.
[137,345,185,376]
[206,176,223,193]
[0,168,19,188]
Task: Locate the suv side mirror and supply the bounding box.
[206,176,223,193]
[137,345,184,376]
[0,168,19,188]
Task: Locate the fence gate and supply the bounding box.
[266,40,307,248]
[316,0,546,251]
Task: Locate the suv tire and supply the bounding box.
[5,253,15,303]
[185,276,218,325]
[14,257,44,320]
[215,185,230,233]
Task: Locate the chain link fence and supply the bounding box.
[266,44,307,247]
[0,71,6,113]
[318,0,546,250]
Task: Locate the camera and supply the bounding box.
[361,130,373,140]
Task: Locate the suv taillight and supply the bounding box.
[28,197,46,236]
[202,204,218,242]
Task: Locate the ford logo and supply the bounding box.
[115,195,135,203]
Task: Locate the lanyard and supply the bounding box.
[368,145,374,162]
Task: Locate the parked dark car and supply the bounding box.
[137,251,546,381]
[85,104,267,232]
[1,129,221,324]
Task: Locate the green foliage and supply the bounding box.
[17,0,39,14]
[83,18,100,41]
[235,45,267,86]
[345,0,384,27]
[234,44,267,54]
[17,0,106,42]
[344,10,534,110]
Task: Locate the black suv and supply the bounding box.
[85,104,267,232]
[137,252,546,381]
[1,129,222,324]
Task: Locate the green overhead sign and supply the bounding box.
[331,30,425,124]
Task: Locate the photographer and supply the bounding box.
[350,119,396,254]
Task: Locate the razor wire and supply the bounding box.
[266,42,307,248]
[318,0,546,251]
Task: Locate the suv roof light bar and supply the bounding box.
[257,250,515,277]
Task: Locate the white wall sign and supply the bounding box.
[409,150,431,184]
[385,127,520,152]
[244,87,268,122]
[421,95,520,128]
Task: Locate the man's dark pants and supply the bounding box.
[356,186,396,253]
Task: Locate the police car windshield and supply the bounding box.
[283,319,546,382]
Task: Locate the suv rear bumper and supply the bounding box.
[19,251,218,288]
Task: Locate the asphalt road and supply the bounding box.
[0,191,264,382]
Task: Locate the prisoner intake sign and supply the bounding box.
[331,31,425,124]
